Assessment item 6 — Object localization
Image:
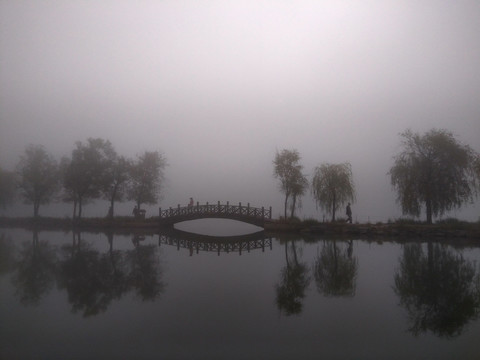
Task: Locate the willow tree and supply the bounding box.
[273,149,308,220]
[389,129,479,224]
[311,162,355,222]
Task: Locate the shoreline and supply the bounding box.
[0,216,479,240]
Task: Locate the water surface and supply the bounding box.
[1,225,479,359]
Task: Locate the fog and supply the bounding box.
[1,1,479,222]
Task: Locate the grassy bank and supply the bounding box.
[265,218,480,240]
[1,216,479,240]
[0,216,161,233]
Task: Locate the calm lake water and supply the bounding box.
[1,221,480,360]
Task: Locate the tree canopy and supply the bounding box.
[311,162,356,222]
[101,155,131,218]
[127,151,166,210]
[389,129,479,224]
[61,138,116,219]
[16,145,59,217]
[273,149,308,220]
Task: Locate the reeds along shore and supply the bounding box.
[0,216,479,240]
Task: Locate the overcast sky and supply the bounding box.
[1,0,479,222]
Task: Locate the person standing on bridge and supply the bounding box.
[188,197,194,207]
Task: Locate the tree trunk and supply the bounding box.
[331,193,336,222]
[284,194,288,220]
[78,199,83,219]
[72,200,77,220]
[425,199,433,224]
[290,195,297,219]
[109,197,115,219]
[33,201,39,218]
[109,184,118,219]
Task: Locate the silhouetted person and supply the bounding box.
[188,197,194,207]
[346,203,352,223]
[132,205,138,218]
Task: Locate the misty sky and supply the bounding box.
[1,1,479,222]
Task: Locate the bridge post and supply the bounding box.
[269,206,272,219]
[262,206,265,220]
[159,207,161,218]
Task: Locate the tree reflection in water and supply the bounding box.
[275,235,311,316]
[56,232,164,316]
[394,242,480,338]
[57,231,123,316]
[4,231,165,317]
[126,234,164,301]
[12,230,57,305]
[314,240,358,297]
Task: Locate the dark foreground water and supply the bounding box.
[1,223,480,360]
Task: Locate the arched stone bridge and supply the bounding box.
[159,201,272,227]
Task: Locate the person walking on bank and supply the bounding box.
[346,203,352,223]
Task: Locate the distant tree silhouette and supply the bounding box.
[389,129,479,224]
[102,155,131,219]
[127,151,166,212]
[16,145,59,217]
[273,149,308,220]
[61,138,116,219]
[312,162,355,222]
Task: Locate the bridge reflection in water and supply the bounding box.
[158,229,273,256]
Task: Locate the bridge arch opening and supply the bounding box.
[174,218,264,237]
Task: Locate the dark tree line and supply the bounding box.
[273,128,479,223]
[0,138,166,219]
[0,128,479,223]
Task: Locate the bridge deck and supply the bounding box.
[159,202,272,227]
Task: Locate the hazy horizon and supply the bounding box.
[1,1,479,222]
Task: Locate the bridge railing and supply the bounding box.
[159,201,272,221]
